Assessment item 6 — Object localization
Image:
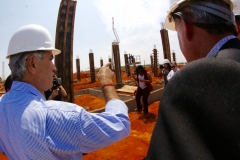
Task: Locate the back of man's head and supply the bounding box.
[166,0,237,35]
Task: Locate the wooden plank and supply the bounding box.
[116,85,137,93]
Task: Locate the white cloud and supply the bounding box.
[94,0,168,35]
[93,0,185,64]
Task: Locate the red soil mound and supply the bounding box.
[0,101,160,160]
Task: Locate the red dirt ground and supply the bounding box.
[0,101,160,160]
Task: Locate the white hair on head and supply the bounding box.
[9,51,46,80]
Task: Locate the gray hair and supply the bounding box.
[9,51,46,80]
[174,0,237,35]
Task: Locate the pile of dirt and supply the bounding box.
[75,94,105,111]
[82,101,160,160]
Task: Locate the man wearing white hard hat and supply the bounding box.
[146,0,240,159]
[162,59,172,86]
[0,24,130,159]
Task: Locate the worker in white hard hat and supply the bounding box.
[0,24,130,159]
[146,0,240,159]
[162,59,172,86]
[233,0,240,39]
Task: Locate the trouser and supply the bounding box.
[135,87,150,113]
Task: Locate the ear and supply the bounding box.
[26,55,37,74]
[182,18,194,41]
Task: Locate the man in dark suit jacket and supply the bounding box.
[146,0,240,159]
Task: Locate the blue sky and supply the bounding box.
[0,0,185,80]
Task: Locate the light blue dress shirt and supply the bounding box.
[0,81,130,160]
[207,35,236,57]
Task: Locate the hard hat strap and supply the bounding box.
[174,11,232,29]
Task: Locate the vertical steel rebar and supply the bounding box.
[89,52,96,83]
[55,0,77,103]
[76,57,81,81]
[160,27,171,62]
[124,54,131,77]
[112,43,122,84]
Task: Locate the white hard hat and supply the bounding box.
[165,0,234,31]
[163,59,170,64]
[7,24,61,59]
[232,0,240,15]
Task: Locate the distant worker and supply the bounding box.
[155,65,165,85]
[0,24,130,160]
[130,54,134,63]
[167,61,179,81]
[132,65,152,115]
[162,59,172,86]
[158,65,164,79]
[128,53,131,64]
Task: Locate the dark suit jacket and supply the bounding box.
[146,38,240,160]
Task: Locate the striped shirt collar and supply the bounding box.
[11,81,45,100]
[207,35,236,57]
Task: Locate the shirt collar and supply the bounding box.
[11,81,46,99]
[207,35,236,57]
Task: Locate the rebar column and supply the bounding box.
[172,51,176,62]
[108,57,112,70]
[150,54,153,72]
[89,52,95,83]
[100,58,103,67]
[76,56,81,81]
[133,58,136,70]
[160,25,171,61]
[124,54,131,77]
[112,42,122,84]
[153,49,158,77]
[55,0,77,103]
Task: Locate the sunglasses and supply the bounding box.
[171,66,175,68]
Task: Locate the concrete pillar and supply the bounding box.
[55,0,77,103]
[76,56,81,81]
[150,54,153,72]
[108,57,112,70]
[153,49,158,77]
[172,51,176,62]
[124,54,131,77]
[89,51,95,83]
[133,57,136,70]
[160,28,171,61]
[112,42,122,84]
[100,58,103,67]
